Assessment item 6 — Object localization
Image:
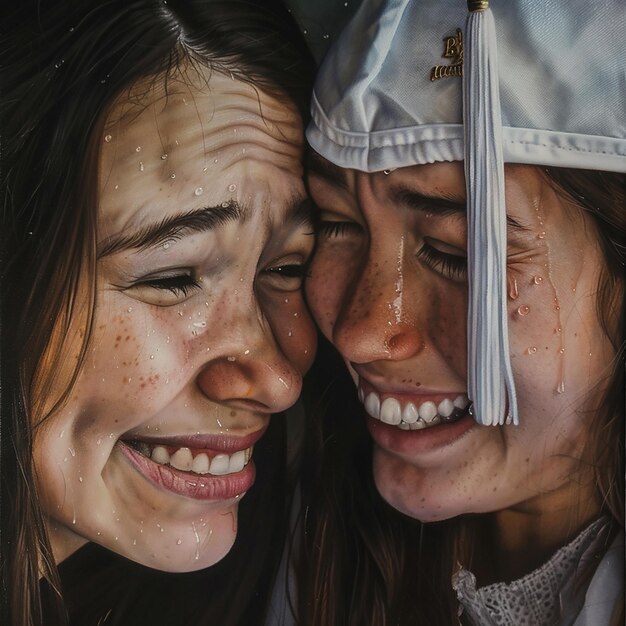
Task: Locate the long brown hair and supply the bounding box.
[0,2,314,624]
[296,168,625,625]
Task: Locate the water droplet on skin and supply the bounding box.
[96,438,102,445]
[227,356,236,362]
[556,381,565,394]
[228,184,237,192]
[79,476,83,482]
[221,202,229,208]
[508,278,519,300]
[193,321,206,328]
[559,348,565,354]
[127,306,133,313]
[176,539,182,545]
[214,158,218,163]
[63,457,68,462]
[163,242,170,249]
[149,354,154,360]
[538,231,546,239]
[139,161,144,171]
[202,167,208,172]
[517,305,530,316]
[170,173,176,179]
[244,349,250,355]
[161,153,168,160]
[133,539,137,545]
[114,185,119,190]
[323,33,330,39]
[194,187,204,196]
[178,311,183,317]
[68,447,76,457]
[104,134,112,142]
[383,169,392,175]
[555,305,560,311]
[59,430,65,439]
[526,347,537,355]
[533,275,543,285]
[288,331,293,337]
[284,297,289,303]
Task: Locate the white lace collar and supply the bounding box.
[452,517,612,626]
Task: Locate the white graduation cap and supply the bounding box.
[307,0,626,426]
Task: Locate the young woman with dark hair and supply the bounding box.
[0,1,316,624]
[290,0,625,624]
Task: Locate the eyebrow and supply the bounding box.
[306,152,349,191]
[98,200,246,258]
[307,153,526,231]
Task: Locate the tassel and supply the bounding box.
[463,1,518,426]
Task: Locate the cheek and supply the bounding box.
[264,292,317,373]
[306,245,359,335]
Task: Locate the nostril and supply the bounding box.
[386,329,424,357]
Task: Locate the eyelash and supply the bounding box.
[139,274,201,296]
[416,241,467,281]
[317,221,360,238]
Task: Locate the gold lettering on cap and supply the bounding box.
[430,28,463,81]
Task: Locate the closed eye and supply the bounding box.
[317,221,361,238]
[416,239,467,281]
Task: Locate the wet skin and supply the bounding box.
[32,69,316,572]
[306,157,615,572]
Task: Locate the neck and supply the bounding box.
[474,486,601,585]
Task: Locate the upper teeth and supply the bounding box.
[136,442,253,476]
[359,387,469,430]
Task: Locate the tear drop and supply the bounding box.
[194,187,204,196]
[556,381,565,394]
[517,305,530,316]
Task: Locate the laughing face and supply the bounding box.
[307,157,614,523]
[32,68,316,571]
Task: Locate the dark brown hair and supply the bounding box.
[0,1,314,624]
[296,168,625,625]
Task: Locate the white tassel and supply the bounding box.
[463,2,518,426]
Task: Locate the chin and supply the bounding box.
[372,449,473,523]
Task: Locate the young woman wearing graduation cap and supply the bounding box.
[289,0,625,623]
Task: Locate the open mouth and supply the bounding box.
[123,439,253,477]
[358,383,473,430]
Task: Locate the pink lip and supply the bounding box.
[366,413,476,457]
[118,442,256,501]
[124,425,268,454]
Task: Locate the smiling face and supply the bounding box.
[32,68,316,571]
[307,157,615,524]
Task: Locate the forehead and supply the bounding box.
[98,67,304,237]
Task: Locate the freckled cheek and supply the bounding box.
[427,285,467,371]
[264,294,317,374]
[84,310,188,410]
[306,250,358,336]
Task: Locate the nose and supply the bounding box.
[332,248,425,364]
[196,301,302,414]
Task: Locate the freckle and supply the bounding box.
[420,497,425,502]
[125,336,130,341]
[525,457,530,462]
[230,410,236,417]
